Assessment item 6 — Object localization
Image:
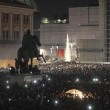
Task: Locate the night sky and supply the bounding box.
[35,0,99,15]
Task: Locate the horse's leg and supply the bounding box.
[31,58,33,69]
[40,55,46,63]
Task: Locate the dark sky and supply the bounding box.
[35,0,99,15]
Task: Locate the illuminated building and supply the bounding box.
[0,0,34,67]
[40,4,100,62]
[40,0,110,63]
[99,0,110,61]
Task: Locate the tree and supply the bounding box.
[65,34,71,62]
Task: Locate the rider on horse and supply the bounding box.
[17,29,46,73]
[22,29,41,60]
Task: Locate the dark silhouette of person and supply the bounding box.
[22,29,32,48]
[32,65,40,75]
[10,66,15,75]
[15,58,19,70]
[19,58,29,74]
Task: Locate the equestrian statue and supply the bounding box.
[16,29,46,73]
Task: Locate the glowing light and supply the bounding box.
[47,77,51,81]
[42,84,45,87]
[55,46,58,49]
[52,46,54,49]
[54,100,59,104]
[25,84,28,88]
[66,89,84,99]
[75,78,79,82]
[62,19,67,23]
[40,49,45,55]
[9,98,11,101]
[47,100,50,102]
[33,80,37,84]
[30,71,32,74]
[6,80,9,84]
[88,105,92,110]
[57,19,61,23]
[42,18,49,24]
[38,95,40,97]
[64,89,95,100]
[6,85,10,89]
[46,74,48,78]
[93,78,99,82]
[65,34,71,62]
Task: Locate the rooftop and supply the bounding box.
[0,0,33,9]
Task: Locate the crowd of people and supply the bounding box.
[0,62,110,110]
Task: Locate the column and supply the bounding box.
[0,13,1,39]
[10,13,13,40]
[20,14,23,40]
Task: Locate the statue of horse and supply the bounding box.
[17,29,46,73]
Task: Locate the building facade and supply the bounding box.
[40,0,110,63]
[40,5,104,63]
[0,1,34,67]
[99,0,110,62]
